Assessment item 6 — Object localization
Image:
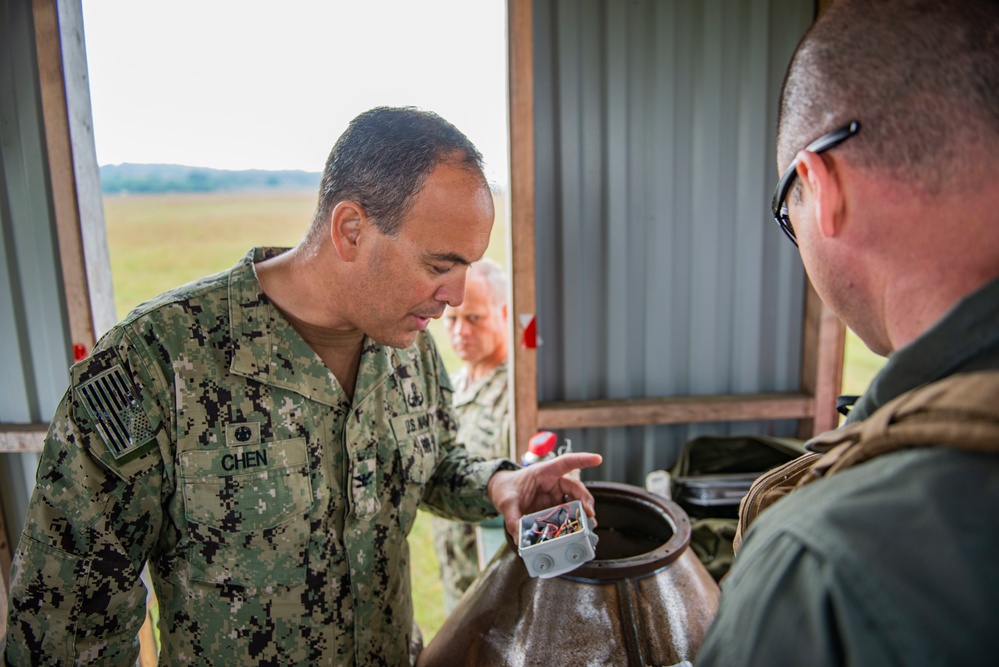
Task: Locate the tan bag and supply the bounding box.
[734,370,999,552]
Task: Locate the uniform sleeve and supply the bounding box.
[694,530,897,667]
[3,332,171,667]
[417,338,518,522]
[495,412,511,461]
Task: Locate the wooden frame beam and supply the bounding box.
[507,0,538,460]
[0,423,48,453]
[34,0,97,358]
[539,393,814,430]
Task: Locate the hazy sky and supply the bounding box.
[80,1,510,187]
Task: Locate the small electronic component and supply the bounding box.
[518,500,598,578]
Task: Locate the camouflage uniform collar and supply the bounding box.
[227,248,393,406]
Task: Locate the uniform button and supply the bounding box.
[234,426,252,442]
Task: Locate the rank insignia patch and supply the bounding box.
[77,364,156,459]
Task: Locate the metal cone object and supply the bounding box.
[418,482,720,667]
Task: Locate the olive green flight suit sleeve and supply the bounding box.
[3,331,172,667]
[694,531,897,667]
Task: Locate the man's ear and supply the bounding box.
[796,150,845,239]
[330,201,365,261]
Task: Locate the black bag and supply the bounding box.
[667,435,806,580]
[670,435,806,519]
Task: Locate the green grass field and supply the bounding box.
[842,329,886,398]
[103,190,884,644]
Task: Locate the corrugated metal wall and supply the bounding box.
[0,0,71,542]
[532,0,816,485]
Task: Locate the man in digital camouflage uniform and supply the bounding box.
[2,107,601,666]
[696,1,999,665]
[431,258,510,613]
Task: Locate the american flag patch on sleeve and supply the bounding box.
[77,364,156,459]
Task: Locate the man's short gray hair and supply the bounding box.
[467,258,507,307]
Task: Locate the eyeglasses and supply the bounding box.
[771,121,861,247]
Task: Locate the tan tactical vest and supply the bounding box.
[735,370,999,552]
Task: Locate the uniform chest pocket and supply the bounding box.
[382,410,439,530]
[179,438,312,589]
[390,410,438,485]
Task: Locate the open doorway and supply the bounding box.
[82,0,509,649]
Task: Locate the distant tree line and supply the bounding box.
[99,163,321,194]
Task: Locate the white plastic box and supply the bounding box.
[518,500,598,578]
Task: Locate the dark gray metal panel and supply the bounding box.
[533,0,815,485]
[0,0,73,546]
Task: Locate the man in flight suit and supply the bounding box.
[695,2,999,665]
[2,107,601,666]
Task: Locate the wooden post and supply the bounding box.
[799,281,846,437]
[33,0,116,356]
[507,0,539,460]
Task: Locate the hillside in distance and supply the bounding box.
[99,163,321,195]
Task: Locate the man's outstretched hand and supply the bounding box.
[487,453,603,540]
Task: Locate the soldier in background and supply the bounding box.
[432,258,511,613]
[2,106,601,666]
[696,1,999,665]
